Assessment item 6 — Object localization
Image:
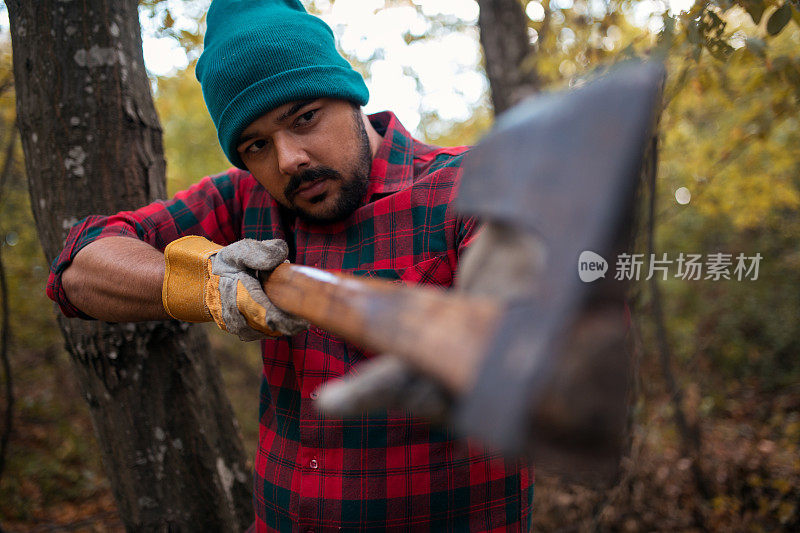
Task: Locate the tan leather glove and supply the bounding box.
[162,236,308,341]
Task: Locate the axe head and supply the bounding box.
[454,61,665,480]
[455,60,664,238]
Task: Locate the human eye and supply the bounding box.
[245,139,268,154]
[294,109,318,128]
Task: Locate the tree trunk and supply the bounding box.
[6,0,252,529]
[477,0,541,114]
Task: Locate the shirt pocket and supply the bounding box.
[341,254,454,366]
[350,252,454,289]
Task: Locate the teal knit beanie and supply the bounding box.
[196,0,370,169]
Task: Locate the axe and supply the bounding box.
[260,61,665,480]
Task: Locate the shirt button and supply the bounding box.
[310,390,319,400]
[309,458,318,469]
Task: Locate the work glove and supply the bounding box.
[162,236,308,341]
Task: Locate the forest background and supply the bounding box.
[0,0,799,530]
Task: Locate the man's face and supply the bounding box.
[237,98,372,225]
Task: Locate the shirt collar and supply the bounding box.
[366,111,416,199]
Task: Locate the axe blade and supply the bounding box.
[454,61,665,463]
[455,60,664,238]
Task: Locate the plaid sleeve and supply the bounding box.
[46,170,245,318]
[456,215,481,257]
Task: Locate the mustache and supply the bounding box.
[284,166,342,201]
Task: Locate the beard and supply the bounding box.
[283,109,372,225]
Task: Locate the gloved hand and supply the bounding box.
[162,236,308,341]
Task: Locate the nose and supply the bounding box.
[274,132,311,177]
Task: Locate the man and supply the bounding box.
[46,0,532,530]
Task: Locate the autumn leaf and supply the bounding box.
[767,3,793,36]
[743,0,766,25]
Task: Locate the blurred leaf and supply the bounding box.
[707,11,725,32]
[155,63,231,192]
[767,3,792,35]
[743,0,766,25]
[708,40,734,61]
[163,10,175,29]
[745,36,767,56]
[687,19,702,44]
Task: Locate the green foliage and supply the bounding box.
[422,106,493,147]
[0,46,62,354]
[140,0,208,59]
[521,0,649,85]
[651,4,800,384]
[508,0,799,388]
[154,62,231,194]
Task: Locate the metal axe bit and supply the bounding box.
[453,60,665,473]
[261,61,665,479]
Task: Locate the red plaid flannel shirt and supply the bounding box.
[47,112,533,531]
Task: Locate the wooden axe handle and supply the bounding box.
[261,263,502,392]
